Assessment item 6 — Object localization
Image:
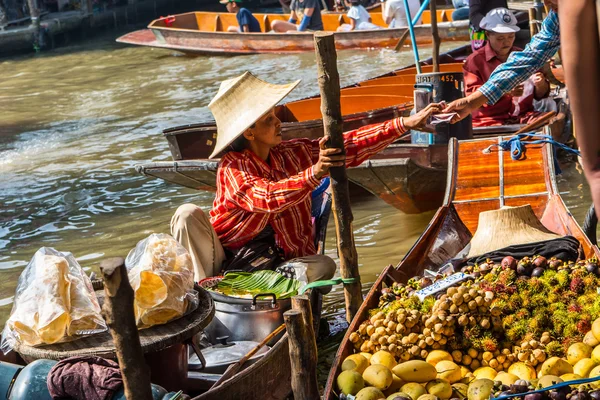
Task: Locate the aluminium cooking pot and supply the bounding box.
[204,291,291,343]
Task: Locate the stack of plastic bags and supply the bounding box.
[1,247,106,353]
[125,233,197,329]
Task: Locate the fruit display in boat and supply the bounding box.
[337,255,600,399]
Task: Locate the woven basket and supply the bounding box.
[14,283,214,362]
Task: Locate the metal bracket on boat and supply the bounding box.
[187,338,207,371]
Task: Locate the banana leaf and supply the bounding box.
[212,270,300,299]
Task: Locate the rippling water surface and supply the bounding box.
[0,33,592,351]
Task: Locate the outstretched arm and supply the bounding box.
[560,0,600,215]
[445,11,561,122]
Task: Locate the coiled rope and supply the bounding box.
[483,132,580,173]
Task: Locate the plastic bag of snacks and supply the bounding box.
[125,233,198,329]
[1,247,106,353]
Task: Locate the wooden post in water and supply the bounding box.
[0,3,8,27]
[313,31,363,323]
[26,0,41,50]
[100,257,153,400]
[292,295,316,348]
[430,0,440,72]
[284,309,319,400]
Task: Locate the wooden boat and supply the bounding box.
[323,134,599,399]
[116,9,468,55]
[136,43,568,215]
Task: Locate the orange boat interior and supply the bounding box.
[148,9,455,33]
[276,62,464,122]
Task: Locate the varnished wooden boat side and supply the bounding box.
[323,135,599,399]
[116,10,469,55]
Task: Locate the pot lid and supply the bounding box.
[190,337,270,369]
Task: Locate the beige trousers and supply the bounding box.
[171,204,337,283]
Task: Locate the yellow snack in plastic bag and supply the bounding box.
[2,248,106,352]
[36,255,72,344]
[67,274,103,336]
[126,233,196,329]
[136,271,168,309]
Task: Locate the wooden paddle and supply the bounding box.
[393,29,410,52]
[211,323,286,389]
[514,111,557,135]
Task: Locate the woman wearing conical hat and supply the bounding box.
[171,72,442,283]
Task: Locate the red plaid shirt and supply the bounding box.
[210,117,407,259]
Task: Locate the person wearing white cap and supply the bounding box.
[461,7,550,127]
[170,71,442,282]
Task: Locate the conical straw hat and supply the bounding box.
[208,72,301,159]
[467,205,561,258]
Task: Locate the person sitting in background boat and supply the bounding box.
[443,0,560,123]
[271,0,324,32]
[451,0,469,21]
[381,0,421,28]
[171,72,442,282]
[337,0,381,31]
[468,0,508,50]
[462,8,550,127]
[220,0,262,32]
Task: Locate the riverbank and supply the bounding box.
[0,0,229,57]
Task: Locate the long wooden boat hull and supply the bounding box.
[323,134,599,399]
[117,22,469,55]
[116,9,468,55]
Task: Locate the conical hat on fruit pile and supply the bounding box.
[467,205,561,258]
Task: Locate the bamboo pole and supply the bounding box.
[100,257,153,400]
[284,310,319,400]
[313,31,363,323]
[430,0,439,73]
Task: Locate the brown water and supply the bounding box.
[0,33,592,351]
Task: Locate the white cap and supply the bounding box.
[479,8,520,33]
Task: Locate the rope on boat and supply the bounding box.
[298,277,359,294]
[482,132,580,173]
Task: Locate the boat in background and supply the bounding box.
[323,134,599,398]
[116,9,467,55]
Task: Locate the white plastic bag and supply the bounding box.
[1,247,106,354]
[125,233,198,329]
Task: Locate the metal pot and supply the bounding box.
[204,292,290,342]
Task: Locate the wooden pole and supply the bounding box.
[528,7,539,37]
[430,0,440,73]
[100,257,153,400]
[0,2,8,27]
[313,31,363,323]
[292,295,316,346]
[26,0,40,50]
[284,310,319,400]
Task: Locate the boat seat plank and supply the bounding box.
[195,12,218,31]
[452,141,500,202]
[502,143,548,197]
